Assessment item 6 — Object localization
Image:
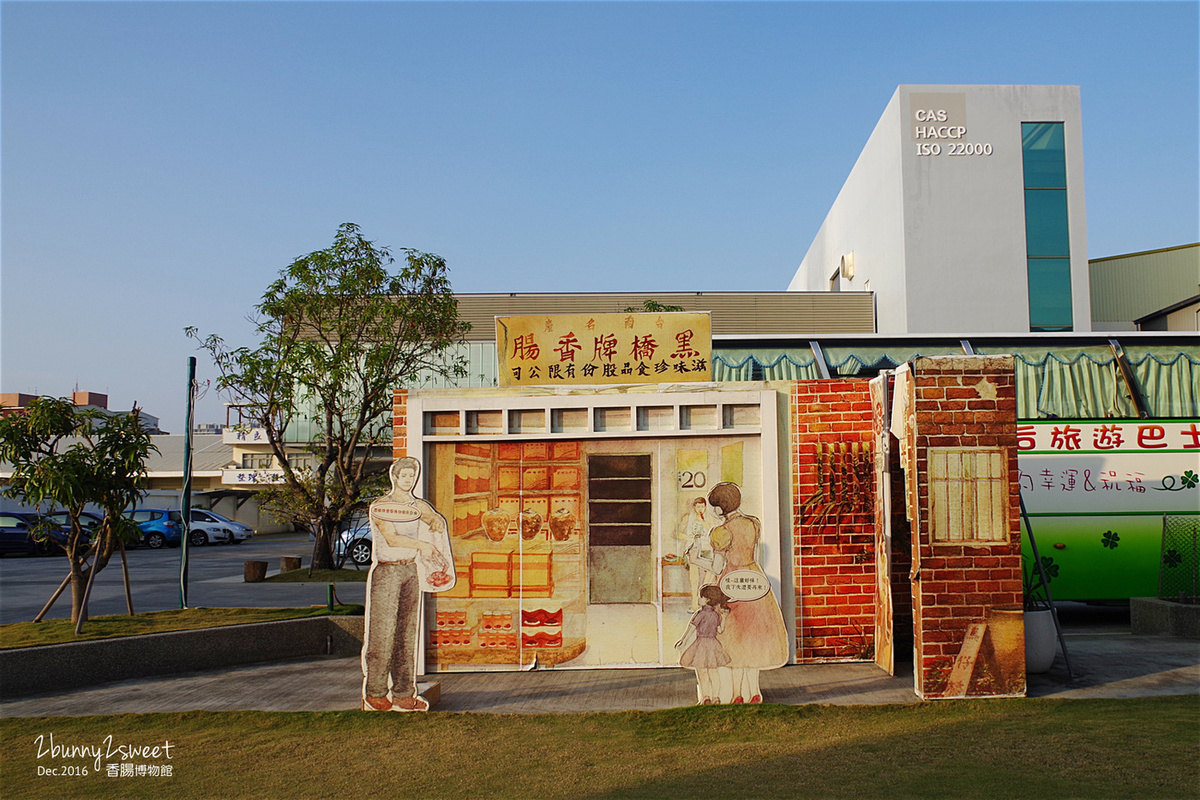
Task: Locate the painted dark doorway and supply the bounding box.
[587,454,653,603]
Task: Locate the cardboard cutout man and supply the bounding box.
[361,456,455,712]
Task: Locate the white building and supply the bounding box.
[789,85,1090,335]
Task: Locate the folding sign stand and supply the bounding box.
[1019,492,1073,679]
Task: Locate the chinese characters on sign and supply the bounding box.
[1016,420,1200,515]
[1024,466,1149,494]
[1016,421,1200,453]
[496,312,713,387]
[220,469,286,485]
[221,427,269,444]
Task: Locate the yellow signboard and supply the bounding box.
[496,312,712,386]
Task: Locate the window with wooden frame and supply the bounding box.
[927,448,1009,544]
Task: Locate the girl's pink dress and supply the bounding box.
[679,605,731,669]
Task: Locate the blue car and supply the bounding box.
[0,511,69,556]
[127,509,183,549]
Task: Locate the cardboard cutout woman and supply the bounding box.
[361,457,455,712]
[707,481,788,704]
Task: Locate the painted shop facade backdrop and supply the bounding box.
[391,354,1068,700]
[406,387,783,671]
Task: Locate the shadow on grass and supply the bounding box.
[566,698,1200,800]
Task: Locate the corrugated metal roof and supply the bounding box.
[146,434,231,474]
[453,292,875,340]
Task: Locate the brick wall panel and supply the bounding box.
[906,357,1024,699]
[792,379,877,664]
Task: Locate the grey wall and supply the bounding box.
[0,617,365,698]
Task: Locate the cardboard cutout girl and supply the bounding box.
[676,584,732,704]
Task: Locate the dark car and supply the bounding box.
[0,512,68,556]
[39,510,102,546]
[126,509,183,549]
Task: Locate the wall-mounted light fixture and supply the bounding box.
[840,251,856,281]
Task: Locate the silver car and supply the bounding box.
[191,509,255,544]
[336,514,372,566]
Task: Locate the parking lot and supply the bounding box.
[0,533,367,625]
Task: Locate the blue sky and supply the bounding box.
[2,1,1197,431]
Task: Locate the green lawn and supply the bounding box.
[0,606,363,650]
[1,696,1196,799]
[263,567,368,583]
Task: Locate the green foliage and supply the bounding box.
[1023,555,1058,610]
[187,223,470,567]
[621,299,685,313]
[0,397,155,622]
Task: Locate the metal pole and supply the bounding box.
[180,356,196,609]
[1020,493,1073,678]
[1108,339,1150,419]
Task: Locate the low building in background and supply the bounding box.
[0,391,167,434]
[1090,243,1199,331]
[1135,295,1200,332]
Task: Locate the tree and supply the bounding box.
[621,299,685,313]
[0,397,155,624]
[188,223,470,569]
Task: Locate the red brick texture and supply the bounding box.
[791,380,878,663]
[907,357,1023,699]
[392,389,408,459]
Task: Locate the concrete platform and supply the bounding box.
[2,627,1196,718]
[1131,596,1200,639]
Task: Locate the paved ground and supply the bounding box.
[3,606,1196,717]
[0,534,364,624]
